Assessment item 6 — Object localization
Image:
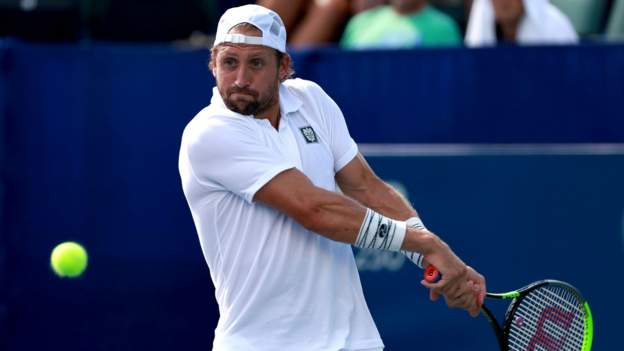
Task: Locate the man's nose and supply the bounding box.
[234,65,251,88]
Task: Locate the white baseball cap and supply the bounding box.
[213,5,287,53]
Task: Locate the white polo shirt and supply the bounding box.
[179,78,383,351]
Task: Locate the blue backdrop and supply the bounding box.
[357,151,624,350]
[0,40,8,351]
[1,40,623,350]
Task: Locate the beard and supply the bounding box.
[221,79,279,116]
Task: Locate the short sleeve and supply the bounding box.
[310,84,358,172]
[183,117,296,203]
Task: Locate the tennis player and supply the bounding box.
[179,4,486,351]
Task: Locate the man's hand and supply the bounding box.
[408,228,486,317]
[422,264,486,317]
[413,230,470,305]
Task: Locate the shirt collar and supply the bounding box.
[278,82,302,116]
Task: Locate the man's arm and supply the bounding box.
[253,168,460,263]
[335,153,487,311]
[336,153,427,267]
[335,153,417,221]
[253,166,482,315]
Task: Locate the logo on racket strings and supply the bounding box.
[527,306,576,350]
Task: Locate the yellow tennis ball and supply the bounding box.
[50,242,88,278]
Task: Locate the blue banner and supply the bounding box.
[359,148,624,350]
[2,41,624,350]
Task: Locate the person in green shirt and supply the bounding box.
[341,0,462,48]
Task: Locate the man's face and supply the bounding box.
[213,26,285,116]
[492,0,524,23]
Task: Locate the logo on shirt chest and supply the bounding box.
[299,126,319,143]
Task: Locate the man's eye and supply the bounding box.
[250,59,264,68]
[223,58,236,66]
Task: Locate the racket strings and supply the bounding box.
[507,285,586,351]
[520,288,586,344]
[514,289,585,350]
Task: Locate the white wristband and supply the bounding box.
[402,251,425,268]
[406,216,426,230]
[355,209,406,251]
[401,216,427,268]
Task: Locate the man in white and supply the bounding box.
[466,0,578,47]
[179,4,486,351]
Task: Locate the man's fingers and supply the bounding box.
[420,277,453,291]
[420,280,441,301]
[420,279,440,290]
[478,281,487,306]
[474,284,486,307]
[423,264,487,319]
[457,293,480,317]
[430,288,440,301]
[469,293,482,316]
[445,291,471,309]
[443,280,469,302]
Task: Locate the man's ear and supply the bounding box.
[279,54,291,80]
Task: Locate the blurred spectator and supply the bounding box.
[258,0,385,47]
[465,0,578,46]
[607,0,624,40]
[340,0,462,49]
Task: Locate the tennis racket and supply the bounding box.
[424,265,594,351]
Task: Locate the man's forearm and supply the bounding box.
[255,167,434,255]
[300,188,368,244]
[341,176,417,221]
[298,187,437,255]
[339,176,434,266]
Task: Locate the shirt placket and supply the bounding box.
[278,117,303,171]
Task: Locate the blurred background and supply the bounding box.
[1,0,623,350]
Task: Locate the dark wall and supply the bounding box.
[0,0,219,42]
[0,40,8,351]
[1,41,623,350]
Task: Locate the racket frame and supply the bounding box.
[486,280,593,351]
[423,266,593,350]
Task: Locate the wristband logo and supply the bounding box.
[378,223,388,238]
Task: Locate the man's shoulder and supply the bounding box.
[181,106,253,147]
[283,78,323,94]
[282,78,332,104]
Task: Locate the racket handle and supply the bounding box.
[424,264,440,283]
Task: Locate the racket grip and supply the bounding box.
[424,264,440,283]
